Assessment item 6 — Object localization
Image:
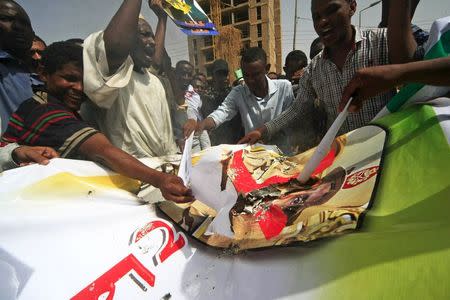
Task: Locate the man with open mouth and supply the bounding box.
[82,0,178,159]
[240,0,422,149]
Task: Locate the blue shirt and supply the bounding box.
[0,50,41,133]
[208,77,294,133]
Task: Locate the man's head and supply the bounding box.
[131,18,156,69]
[283,50,308,81]
[0,0,34,58]
[196,72,207,84]
[175,60,194,90]
[211,59,229,90]
[41,41,87,112]
[241,47,268,97]
[65,38,84,47]
[192,75,206,95]
[309,37,324,59]
[30,35,46,72]
[311,0,356,49]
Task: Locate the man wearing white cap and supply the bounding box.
[82,0,177,158]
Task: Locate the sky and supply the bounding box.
[17,0,450,69]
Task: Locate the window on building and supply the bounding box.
[234,8,248,22]
[258,40,262,48]
[238,23,250,38]
[257,23,262,37]
[193,39,197,50]
[256,6,262,20]
[234,0,247,6]
[204,36,213,47]
[205,49,214,62]
[222,12,232,26]
[222,0,232,7]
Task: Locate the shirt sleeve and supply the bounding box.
[207,87,240,128]
[15,101,98,159]
[83,31,135,109]
[265,69,315,139]
[370,28,390,65]
[0,142,19,172]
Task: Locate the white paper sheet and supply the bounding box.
[178,132,195,187]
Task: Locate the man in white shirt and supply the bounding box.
[200,47,294,153]
[82,0,177,158]
[186,75,210,152]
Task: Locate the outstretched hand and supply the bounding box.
[339,65,401,112]
[238,128,265,145]
[157,173,194,203]
[183,119,197,138]
[13,146,59,167]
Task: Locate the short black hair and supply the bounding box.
[285,50,307,66]
[41,41,83,75]
[175,60,193,71]
[65,38,84,46]
[33,35,46,46]
[309,37,324,59]
[241,47,267,65]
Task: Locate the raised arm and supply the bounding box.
[79,133,193,203]
[387,0,418,64]
[339,56,450,112]
[103,0,142,72]
[149,0,168,68]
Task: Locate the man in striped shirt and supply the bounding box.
[1,41,193,203]
[240,0,421,146]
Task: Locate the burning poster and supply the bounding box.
[158,125,386,250]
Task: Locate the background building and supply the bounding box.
[188,0,282,79]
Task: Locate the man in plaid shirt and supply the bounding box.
[240,0,421,146]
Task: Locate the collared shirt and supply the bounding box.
[201,85,244,145]
[0,50,41,134]
[82,31,177,158]
[265,27,397,138]
[208,77,294,134]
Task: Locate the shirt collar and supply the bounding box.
[245,76,279,100]
[322,26,365,59]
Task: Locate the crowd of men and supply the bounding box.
[1,0,449,203]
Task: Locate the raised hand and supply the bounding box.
[149,0,167,18]
[183,119,197,138]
